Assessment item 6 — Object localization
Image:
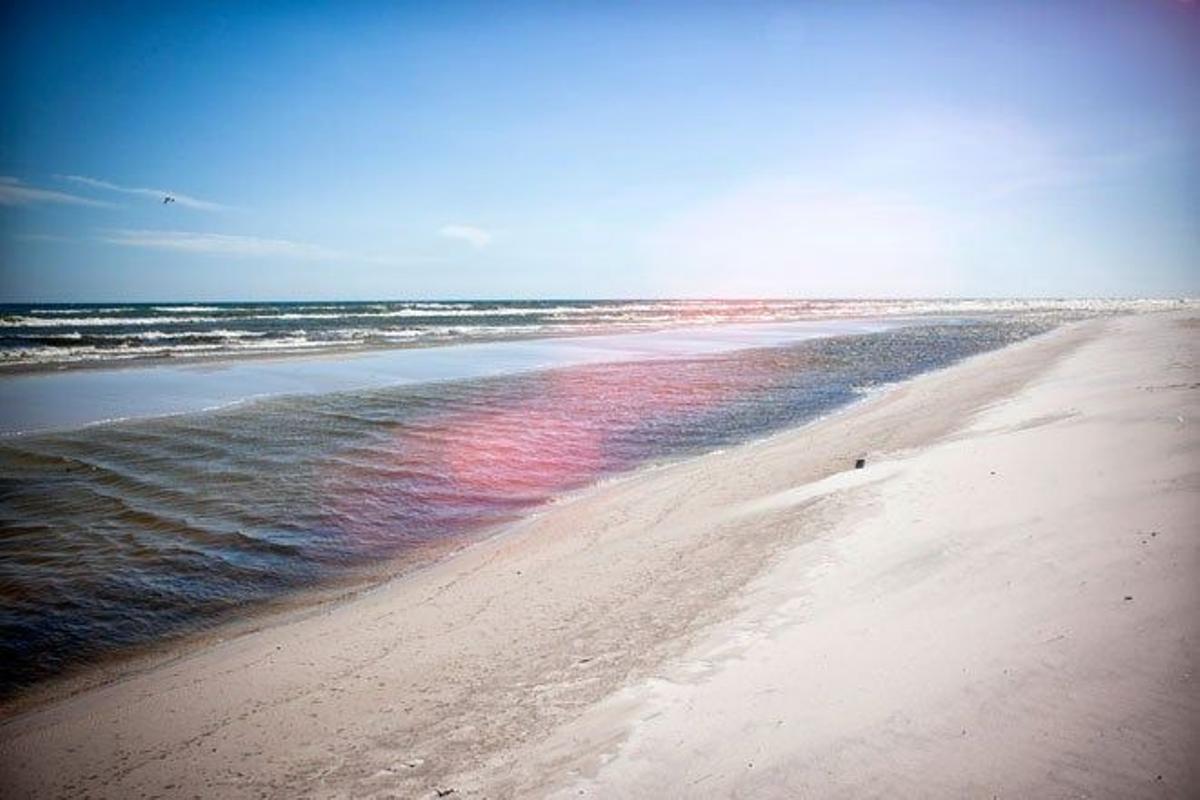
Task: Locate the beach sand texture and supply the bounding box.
[0,311,1196,799]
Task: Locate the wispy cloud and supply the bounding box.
[644,182,957,297]
[0,176,113,208]
[99,228,448,267]
[642,109,1179,297]
[10,232,73,243]
[438,224,492,249]
[101,229,341,259]
[60,175,228,211]
[849,110,1158,202]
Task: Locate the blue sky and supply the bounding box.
[1,1,1197,301]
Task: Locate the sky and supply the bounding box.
[0,0,1197,301]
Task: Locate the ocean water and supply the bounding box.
[0,319,897,435]
[0,298,1179,369]
[0,302,1174,696]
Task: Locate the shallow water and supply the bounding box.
[0,318,893,435]
[0,312,1101,694]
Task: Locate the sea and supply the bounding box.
[0,298,1184,696]
[0,298,1178,370]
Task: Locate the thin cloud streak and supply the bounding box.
[11,233,73,243]
[438,224,492,249]
[101,229,341,259]
[0,176,113,208]
[97,228,442,266]
[60,175,229,211]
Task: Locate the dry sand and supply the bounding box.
[1,312,1196,799]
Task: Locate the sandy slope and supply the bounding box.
[0,312,1195,799]
[531,313,1200,800]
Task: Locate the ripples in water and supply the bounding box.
[0,318,1050,693]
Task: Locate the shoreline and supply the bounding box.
[0,312,907,377]
[0,323,632,377]
[4,299,1186,376]
[0,317,1071,715]
[0,315,899,435]
[1,312,1195,798]
[529,310,1200,799]
[4,300,1189,385]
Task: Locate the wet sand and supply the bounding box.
[1,312,1196,799]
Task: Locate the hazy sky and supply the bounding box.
[1,1,1197,301]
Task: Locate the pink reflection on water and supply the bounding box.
[320,354,778,551]
[438,405,606,495]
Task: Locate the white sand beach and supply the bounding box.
[1,311,1196,799]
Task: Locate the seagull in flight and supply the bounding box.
[162,195,176,204]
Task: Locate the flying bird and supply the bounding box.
[162,195,175,204]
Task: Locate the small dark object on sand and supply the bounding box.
[855,458,866,469]
[435,789,456,798]
[1124,595,1133,601]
